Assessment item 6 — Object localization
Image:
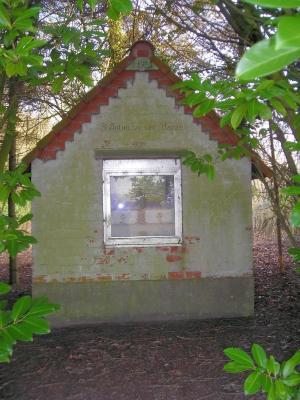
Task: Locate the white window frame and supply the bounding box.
[103,159,182,247]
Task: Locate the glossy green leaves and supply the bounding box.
[276,15,300,50]
[183,151,215,180]
[243,0,300,7]
[107,0,133,20]
[224,345,300,399]
[236,1,300,80]
[0,283,11,295]
[0,295,59,363]
[236,38,300,80]
[0,2,11,28]
[0,164,40,257]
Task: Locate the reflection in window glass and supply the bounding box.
[110,175,175,237]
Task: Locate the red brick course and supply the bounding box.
[23,41,242,165]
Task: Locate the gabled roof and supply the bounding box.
[23,41,272,179]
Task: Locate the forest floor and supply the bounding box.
[0,236,299,400]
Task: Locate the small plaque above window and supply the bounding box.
[103,159,182,247]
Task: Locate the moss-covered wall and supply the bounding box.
[32,72,253,323]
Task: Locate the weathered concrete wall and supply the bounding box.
[32,72,253,324]
[34,278,254,326]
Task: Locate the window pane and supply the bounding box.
[110,175,175,237]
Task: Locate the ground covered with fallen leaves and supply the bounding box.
[0,236,299,400]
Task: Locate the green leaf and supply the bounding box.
[12,296,32,321]
[244,372,262,395]
[193,99,215,117]
[184,92,206,106]
[220,112,232,128]
[282,351,300,378]
[282,186,300,196]
[274,380,288,398]
[236,38,300,81]
[290,202,300,227]
[0,185,10,202]
[292,113,300,129]
[106,6,119,20]
[284,141,300,151]
[203,154,213,163]
[110,0,132,14]
[16,37,46,55]
[224,361,253,373]
[6,239,17,257]
[18,213,33,225]
[52,76,65,93]
[7,324,33,342]
[283,373,300,387]
[276,15,300,50]
[5,61,27,77]
[87,0,98,9]
[246,99,260,123]
[76,0,84,10]
[0,3,11,28]
[266,380,275,399]
[262,375,272,392]
[224,348,255,369]
[0,300,8,310]
[283,92,299,110]
[0,283,11,295]
[292,174,300,183]
[251,344,267,368]
[288,247,300,262]
[205,164,215,180]
[0,351,10,363]
[231,103,247,129]
[13,17,35,32]
[13,6,40,20]
[258,103,272,120]
[243,0,300,7]
[269,98,286,116]
[1,329,16,347]
[22,316,50,334]
[29,297,60,317]
[0,353,10,363]
[266,356,280,375]
[256,79,274,92]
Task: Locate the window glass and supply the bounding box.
[110,175,175,237]
[103,159,182,246]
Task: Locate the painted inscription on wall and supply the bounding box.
[101,121,185,131]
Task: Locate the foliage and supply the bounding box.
[183,151,215,180]
[0,163,39,257]
[224,344,300,399]
[175,74,300,158]
[107,0,133,20]
[237,0,300,80]
[283,173,300,271]
[0,0,132,86]
[218,1,300,398]
[176,0,300,253]
[0,0,132,364]
[0,282,59,363]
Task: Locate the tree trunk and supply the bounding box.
[0,78,20,173]
[0,78,20,283]
[270,128,284,272]
[8,136,18,285]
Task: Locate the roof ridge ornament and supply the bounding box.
[126,57,158,71]
[127,41,158,71]
[130,40,155,58]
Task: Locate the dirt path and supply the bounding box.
[0,237,299,400]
